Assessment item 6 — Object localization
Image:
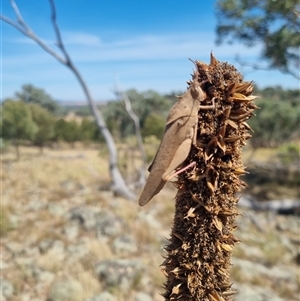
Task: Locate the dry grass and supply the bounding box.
[0,205,12,236]
[1,145,298,300]
[71,264,102,299]
[1,146,167,300]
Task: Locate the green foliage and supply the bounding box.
[67,106,91,117]
[0,138,6,150]
[216,0,300,78]
[29,103,55,149]
[54,119,80,145]
[16,84,62,114]
[255,86,300,106]
[277,143,300,165]
[2,86,298,153]
[130,89,172,126]
[1,99,38,142]
[80,117,101,142]
[1,99,38,159]
[248,98,299,148]
[54,119,67,141]
[103,89,173,139]
[142,113,165,139]
[102,100,130,139]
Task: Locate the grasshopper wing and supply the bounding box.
[138,88,202,206]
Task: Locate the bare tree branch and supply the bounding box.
[1,0,135,200]
[1,0,65,63]
[235,55,300,80]
[113,78,147,187]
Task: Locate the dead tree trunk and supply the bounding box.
[113,79,147,188]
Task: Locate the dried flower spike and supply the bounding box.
[161,54,257,300]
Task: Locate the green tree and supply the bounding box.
[29,103,55,153]
[103,101,131,140]
[103,89,172,140]
[54,119,68,142]
[80,117,101,143]
[16,84,62,114]
[216,0,300,78]
[142,113,165,139]
[248,98,300,148]
[127,89,172,127]
[1,100,37,159]
[255,86,300,106]
[54,119,80,146]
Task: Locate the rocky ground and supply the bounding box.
[1,147,299,301]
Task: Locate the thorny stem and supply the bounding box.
[162,54,258,301]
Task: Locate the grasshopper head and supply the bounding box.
[190,77,205,102]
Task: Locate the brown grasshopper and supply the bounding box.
[139,78,215,206]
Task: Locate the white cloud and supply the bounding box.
[8,31,102,47]
[62,32,102,46]
[2,30,298,101]
[6,30,262,64]
[63,31,263,63]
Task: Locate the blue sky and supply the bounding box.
[1,0,299,102]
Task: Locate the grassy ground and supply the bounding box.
[1,145,168,300]
[1,145,299,300]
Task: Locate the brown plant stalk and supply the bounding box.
[161,54,258,300]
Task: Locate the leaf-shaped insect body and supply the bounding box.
[138,83,206,206]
